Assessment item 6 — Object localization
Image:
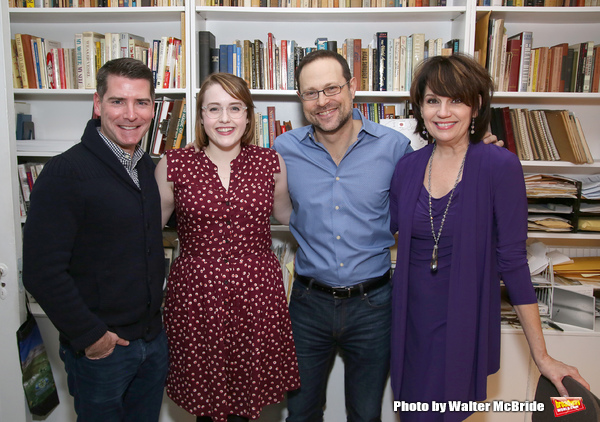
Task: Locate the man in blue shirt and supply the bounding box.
[274,50,412,422]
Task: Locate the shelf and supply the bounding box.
[521,160,600,175]
[493,92,600,101]
[8,6,185,24]
[195,5,467,23]
[476,6,600,24]
[246,89,410,98]
[13,88,187,98]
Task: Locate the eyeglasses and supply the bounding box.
[298,80,351,101]
[201,104,248,119]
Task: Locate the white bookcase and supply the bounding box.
[2,1,600,421]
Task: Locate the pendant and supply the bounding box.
[430,244,438,273]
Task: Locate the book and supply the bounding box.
[549,43,568,92]
[151,97,174,156]
[592,45,600,93]
[15,33,38,89]
[507,31,533,92]
[173,99,187,149]
[11,39,22,89]
[506,38,522,92]
[500,106,518,155]
[581,41,594,93]
[198,30,216,85]
[410,33,425,75]
[156,36,170,89]
[543,109,581,164]
[82,31,104,89]
[376,32,387,91]
[30,37,45,89]
[267,106,276,148]
[73,33,84,89]
[164,98,184,151]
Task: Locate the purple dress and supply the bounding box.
[389,142,538,422]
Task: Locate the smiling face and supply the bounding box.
[93,74,154,156]
[298,57,356,136]
[421,86,475,147]
[200,83,248,152]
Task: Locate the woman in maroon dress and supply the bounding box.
[389,54,588,421]
[155,73,299,422]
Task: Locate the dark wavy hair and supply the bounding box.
[410,53,494,144]
[195,72,256,149]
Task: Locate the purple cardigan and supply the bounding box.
[389,141,537,403]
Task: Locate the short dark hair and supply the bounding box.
[295,50,352,93]
[96,58,155,101]
[410,53,494,144]
[195,72,256,149]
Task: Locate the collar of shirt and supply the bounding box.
[97,127,144,174]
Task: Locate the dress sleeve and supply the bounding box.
[492,151,537,306]
[166,149,180,183]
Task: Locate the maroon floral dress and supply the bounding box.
[164,145,299,421]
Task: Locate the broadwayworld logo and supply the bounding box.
[551,397,586,417]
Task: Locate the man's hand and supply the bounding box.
[183,142,200,152]
[482,131,504,148]
[85,331,129,360]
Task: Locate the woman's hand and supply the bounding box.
[536,355,590,397]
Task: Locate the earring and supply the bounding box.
[422,128,428,137]
[470,118,475,135]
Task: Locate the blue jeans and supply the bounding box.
[59,329,168,422]
[286,278,392,422]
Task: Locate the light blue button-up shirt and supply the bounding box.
[274,109,413,287]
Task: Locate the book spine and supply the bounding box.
[518,32,533,92]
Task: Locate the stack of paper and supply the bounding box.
[553,257,600,285]
[524,174,579,198]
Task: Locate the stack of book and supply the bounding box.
[197,0,447,7]
[478,0,597,5]
[490,107,594,164]
[475,14,600,93]
[9,0,181,7]
[12,30,184,90]
[199,31,458,92]
[254,106,292,148]
[145,97,186,156]
[17,162,45,218]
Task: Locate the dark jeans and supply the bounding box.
[286,277,392,422]
[59,329,168,422]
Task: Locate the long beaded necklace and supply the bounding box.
[427,142,469,273]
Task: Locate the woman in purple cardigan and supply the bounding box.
[389,54,588,422]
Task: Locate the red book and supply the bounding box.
[58,48,67,89]
[280,39,288,90]
[501,107,518,156]
[267,106,276,148]
[506,39,521,92]
[549,43,568,92]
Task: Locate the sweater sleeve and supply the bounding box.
[492,150,537,306]
[22,156,107,351]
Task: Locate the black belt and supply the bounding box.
[295,270,390,299]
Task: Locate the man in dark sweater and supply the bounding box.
[23,58,168,422]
